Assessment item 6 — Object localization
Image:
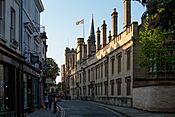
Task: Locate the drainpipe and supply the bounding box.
[106,56,109,99]
[20,0,23,54]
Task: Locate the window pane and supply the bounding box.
[118,55,121,73]
[23,74,28,109]
[10,8,16,42]
[0,64,4,111]
[127,50,131,70]
[0,0,4,36]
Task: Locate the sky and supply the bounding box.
[41,0,146,83]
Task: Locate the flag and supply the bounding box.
[76,19,84,25]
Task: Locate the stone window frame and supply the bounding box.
[110,80,114,96]
[88,69,90,82]
[116,78,122,96]
[79,87,82,96]
[98,64,101,80]
[100,82,103,96]
[79,73,81,84]
[110,56,115,75]
[101,62,103,79]
[104,60,108,77]
[83,70,86,83]
[104,81,108,96]
[126,48,131,71]
[91,67,94,81]
[95,84,98,96]
[97,83,100,96]
[88,85,90,96]
[10,7,16,44]
[83,86,86,96]
[95,65,98,80]
[125,76,131,96]
[116,53,122,73]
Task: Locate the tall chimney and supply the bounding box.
[96,27,101,51]
[77,38,84,63]
[82,44,87,60]
[108,31,112,42]
[111,8,118,36]
[124,0,131,29]
[101,20,107,48]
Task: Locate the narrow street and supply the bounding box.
[58,100,122,117]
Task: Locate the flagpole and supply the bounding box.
[83,22,85,39]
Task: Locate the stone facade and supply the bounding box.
[133,85,175,112]
[61,0,175,112]
[0,0,47,116]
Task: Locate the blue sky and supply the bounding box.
[41,0,146,83]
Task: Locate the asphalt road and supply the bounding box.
[58,100,122,117]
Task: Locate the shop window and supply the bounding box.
[27,76,32,110]
[33,77,39,107]
[0,64,4,111]
[23,74,28,109]
[0,64,15,112]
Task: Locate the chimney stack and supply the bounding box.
[77,38,84,63]
[96,27,101,51]
[101,20,107,48]
[111,8,118,37]
[124,0,131,29]
[108,31,112,42]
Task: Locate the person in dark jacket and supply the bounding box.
[43,93,49,110]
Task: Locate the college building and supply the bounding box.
[0,0,47,116]
[61,0,175,112]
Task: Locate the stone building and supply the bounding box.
[0,0,47,116]
[61,0,175,112]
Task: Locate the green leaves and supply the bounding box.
[139,0,175,73]
[44,58,60,79]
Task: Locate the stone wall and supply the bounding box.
[85,96,132,107]
[133,85,175,112]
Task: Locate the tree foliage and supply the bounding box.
[44,58,60,79]
[139,0,175,72]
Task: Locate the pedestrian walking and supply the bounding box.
[48,92,53,109]
[53,93,57,113]
[43,93,49,110]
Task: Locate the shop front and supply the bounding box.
[0,42,24,117]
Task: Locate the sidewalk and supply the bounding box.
[26,108,58,117]
[26,102,60,117]
[93,101,175,117]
